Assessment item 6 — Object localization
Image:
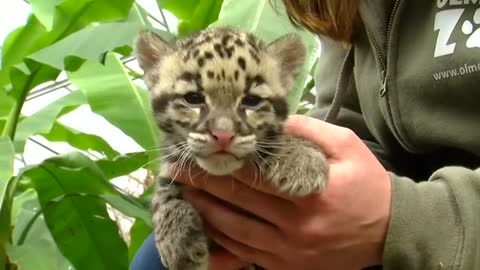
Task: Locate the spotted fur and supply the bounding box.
[135,28,328,270]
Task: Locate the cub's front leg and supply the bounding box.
[152,177,208,270]
[265,136,328,197]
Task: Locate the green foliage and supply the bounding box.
[0,137,14,208]
[17,152,146,270]
[161,0,224,37]
[68,53,160,165]
[41,122,120,160]
[0,0,136,87]
[7,189,74,270]
[0,0,318,269]
[14,91,87,153]
[0,137,15,266]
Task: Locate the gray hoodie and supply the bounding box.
[309,0,480,269]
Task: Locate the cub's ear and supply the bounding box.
[266,34,306,91]
[135,31,174,88]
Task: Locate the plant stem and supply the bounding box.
[0,69,35,270]
[0,196,13,270]
[1,70,36,140]
[2,103,23,140]
[16,209,42,246]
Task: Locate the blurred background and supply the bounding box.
[0,1,320,269]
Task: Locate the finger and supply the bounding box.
[174,166,297,224]
[285,114,357,158]
[209,250,251,270]
[231,165,309,202]
[170,164,209,187]
[207,226,279,270]
[183,189,286,254]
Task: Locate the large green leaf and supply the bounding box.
[21,152,151,270]
[68,53,159,163]
[0,15,47,88]
[127,3,154,28]
[13,89,119,159]
[0,0,135,88]
[0,136,14,209]
[6,239,70,270]
[0,137,14,268]
[0,91,15,135]
[0,121,5,137]
[41,122,120,159]
[28,0,65,31]
[29,22,156,71]
[0,0,140,138]
[95,152,149,180]
[0,91,14,119]
[7,189,73,270]
[14,90,86,153]
[212,0,319,111]
[1,0,137,140]
[8,61,60,104]
[161,0,224,36]
[11,189,46,245]
[25,152,151,223]
[32,194,127,270]
[1,63,60,139]
[160,0,199,20]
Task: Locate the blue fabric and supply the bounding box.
[130,233,165,270]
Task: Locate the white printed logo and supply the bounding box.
[434,7,480,57]
[461,8,480,48]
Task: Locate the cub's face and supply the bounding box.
[135,28,305,175]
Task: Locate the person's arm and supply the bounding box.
[175,115,480,270]
[313,36,480,270]
[384,167,480,269]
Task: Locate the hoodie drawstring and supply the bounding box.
[324,47,355,123]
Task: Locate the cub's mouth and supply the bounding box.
[211,150,242,158]
[194,151,246,176]
[185,131,256,175]
[193,150,243,159]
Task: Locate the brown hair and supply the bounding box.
[278,0,360,42]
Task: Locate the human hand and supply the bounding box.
[174,115,392,270]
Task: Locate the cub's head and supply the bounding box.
[135,28,305,175]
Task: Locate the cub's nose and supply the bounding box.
[211,131,236,149]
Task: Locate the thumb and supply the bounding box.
[285,115,354,158]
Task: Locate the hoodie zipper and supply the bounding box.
[361,0,400,97]
[382,0,412,151]
[361,0,414,150]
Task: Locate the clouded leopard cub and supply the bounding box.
[135,28,328,270]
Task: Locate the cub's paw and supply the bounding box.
[154,203,209,270]
[156,226,209,270]
[267,145,328,197]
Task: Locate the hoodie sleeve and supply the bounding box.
[310,37,480,270]
[383,166,480,270]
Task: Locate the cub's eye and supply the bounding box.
[241,95,263,108]
[183,92,205,105]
